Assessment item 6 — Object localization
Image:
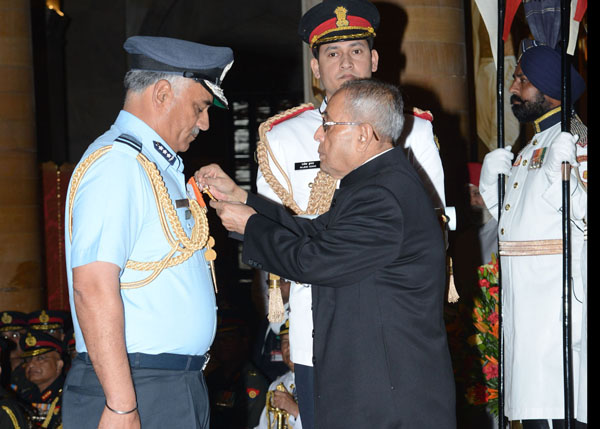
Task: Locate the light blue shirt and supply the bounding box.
[65,110,217,356]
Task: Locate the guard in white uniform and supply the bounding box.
[480,42,587,428]
[255,1,448,427]
[257,101,445,367]
[255,320,302,429]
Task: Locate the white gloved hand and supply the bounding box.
[480,146,514,188]
[544,132,579,184]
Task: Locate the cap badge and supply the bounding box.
[25,332,37,347]
[40,311,50,323]
[1,313,12,324]
[334,6,349,28]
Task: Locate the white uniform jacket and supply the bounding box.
[480,108,587,421]
[256,101,446,367]
[255,371,302,429]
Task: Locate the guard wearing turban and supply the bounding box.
[479,41,587,427]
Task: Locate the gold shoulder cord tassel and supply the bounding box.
[268,273,285,323]
[447,257,459,303]
[68,145,211,290]
[257,106,336,322]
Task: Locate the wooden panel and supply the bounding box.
[0,0,42,309]
[0,119,36,150]
[0,178,39,206]
[0,65,33,93]
[0,4,29,39]
[0,205,41,233]
[0,38,32,67]
[0,285,44,313]
[0,151,39,179]
[0,231,41,262]
[0,93,35,121]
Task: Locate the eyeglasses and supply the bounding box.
[322,117,363,133]
[1,332,21,341]
[321,117,379,140]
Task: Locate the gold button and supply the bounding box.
[513,182,519,189]
[533,139,538,145]
[501,228,505,235]
[505,204,511,211]
[523,159,528,166]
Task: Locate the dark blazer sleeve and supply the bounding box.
[245,192,328,236]
[242,184,404,288]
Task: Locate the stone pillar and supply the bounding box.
[0,0,44,311]
[301,0,322,104]
[373,0,471,206]
[374,0,470,138]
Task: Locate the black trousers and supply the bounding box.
[294,363,314,429]
[522,419,588,429]
[62,354,210,428]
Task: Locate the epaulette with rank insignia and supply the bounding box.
[411,107,434,122]
[257,103,336,216]
[264,103,315,132]
[409,107,440,150]
[114,134,142,152]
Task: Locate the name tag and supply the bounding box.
[295,161,320,170]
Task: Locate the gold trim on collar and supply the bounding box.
[533,106,561,133]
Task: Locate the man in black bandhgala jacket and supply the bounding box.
[195,79,456,429]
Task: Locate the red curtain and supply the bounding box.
[41,162,74,311]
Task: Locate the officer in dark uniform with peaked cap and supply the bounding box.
[19,330,65,429]
[63,36,233,429]
[26,311,65,342]
[1,312,28,346]
[1,312,28,372]
[1,338,32,429]
[1,311,38,405]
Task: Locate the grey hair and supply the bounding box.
[339,78,404,143]
[124,70,188,94]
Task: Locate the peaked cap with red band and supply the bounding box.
[20,330,63,358]
[27,310,65,331]
[0,311,27,332]
[298,0,380,49]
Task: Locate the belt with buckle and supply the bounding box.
[78,352,210,371]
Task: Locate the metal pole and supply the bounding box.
[560,0,574,427]
[496,1,506,428]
